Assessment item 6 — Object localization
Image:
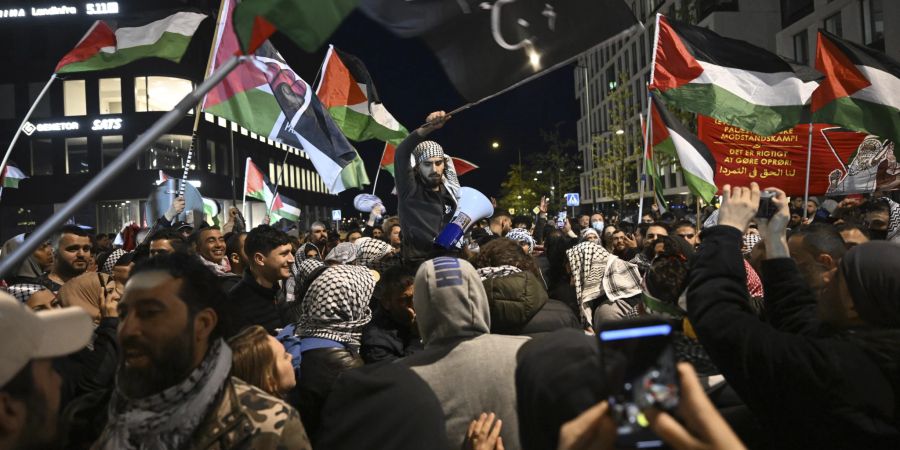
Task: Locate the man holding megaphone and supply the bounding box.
[394,111,460,267]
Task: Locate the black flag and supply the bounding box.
[361,0,638,101]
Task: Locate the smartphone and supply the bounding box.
[556,211,567,229]
[756,191,777,219]
[599,319,679,449]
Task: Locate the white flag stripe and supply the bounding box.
[109,12,206,52]
[691,61,819,107]
[852,65,900,111]
[669,128,715,184]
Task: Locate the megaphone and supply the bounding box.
[354,194,384,217]
[434,187,494,250]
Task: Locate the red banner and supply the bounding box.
[698,116,899,196]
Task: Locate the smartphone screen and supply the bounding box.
[599,320,679,448]
[557,211,567,228]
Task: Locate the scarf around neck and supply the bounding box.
[97,339,233,450]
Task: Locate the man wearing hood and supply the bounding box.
[318,257,529,449]
[393,111,460,267]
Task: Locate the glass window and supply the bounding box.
[793,31,808,64]
[97,200,137,235]
[30,138,53,175]
[134,76,192,112]
[0,84,14,119]
[101,135,123,167]
[217,116,227,127]
[65,137,89,174]
[204,140,217,173]
[138,134,192,170]
[824,12,842,37]
[863,0,884,49]
[64,80,86,116]
[28,82,51,118]
[269,159,275,181]
[99,78,122,114]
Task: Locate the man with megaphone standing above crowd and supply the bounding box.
[394,111,460,268]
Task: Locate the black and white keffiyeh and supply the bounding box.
[102,249,127,275]
[476,265,522,281]
[7,283,46,303]
[411,140,461,204]
[96,339,232,450]
[297,265,375,346]
[886,197,900,242]
[566,241,642,326]
[505,228,535,254]
[325,242,359,265]
[354,237,393,268]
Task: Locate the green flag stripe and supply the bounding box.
[326,105,408,145]
[658,83,806,136]
[205,89,282,137]
[812,96,900,157]
[56,32,195,74]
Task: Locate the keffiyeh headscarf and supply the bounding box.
[96,339,232,450]
[885,198,900,242]
[411,140,461,204]
[505,228,535,254]
[579,227,600,243]
[566,241,642,326]
[741,234,761,255]
[355,237,393,268]
[325,242,359,265]
[102,249,127,274]
[477,265,522,280]
[297,265,375,346]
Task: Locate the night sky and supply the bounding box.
[268,9,580,214]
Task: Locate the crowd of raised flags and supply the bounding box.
[5,2,900,222]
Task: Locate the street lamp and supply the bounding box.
[491,141,500,149]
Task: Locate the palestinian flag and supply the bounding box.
[641,112,668,212]
[232,0,356,54]
[1,165,28,189]
[379,142,478,177]
[812,30,900,153]
[649,14,818,136]
[204,0,368,193]
[273,195,300,222]
[317,45,408,146]
[203,197,221,226]
[651,94,717,203]
[55,11,206,74]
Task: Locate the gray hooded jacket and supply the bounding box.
[407,257,530,450]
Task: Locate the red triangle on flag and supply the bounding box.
[450,157,478,176]
[55,21,116,73]
[317,47,368,109]
[811,31,872,112]
[650,16,705,92]
[380,142,396,168]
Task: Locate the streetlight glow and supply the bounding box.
[615,129,625,135]
[528,49,541,69]
[491,141,500,149]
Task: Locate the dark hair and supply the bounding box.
[636,223,651,238]
[226,232,247,259]
[792,223,847,260]
[1,360,34,397]
[149,229,187,252]
[59,224,90,238]
[244,225,291,260]
[646,254,689,306]
[490,212,512,225]
[836,221,870,239]
[513,215,533,230]
[544,231,576,290]
[130,252,227,339]
[380,265,416,305]
[647,222,670,233]
[673,220,695,231]
[472,238,541,278]
[189,226,221,247]
[310,221,328,231]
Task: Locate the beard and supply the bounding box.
[56,257,87,279]
[117,322,196,399]
[15,389,60,450]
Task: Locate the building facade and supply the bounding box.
[576,0,896,210]
[0,0,339,240]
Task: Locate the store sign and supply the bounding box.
[91,118,122,131]
[35,121,80,132]
[0,2,118,19]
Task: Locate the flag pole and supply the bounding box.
[266,150,291,219]
[0,74,57,178]
[241,156,249,222]
[179,0,230,199]
[371,143,387,194]
[802,121,813,220]
[638,92,653,222]
[0,55,245,278]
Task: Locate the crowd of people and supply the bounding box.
[1,111,899,450]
